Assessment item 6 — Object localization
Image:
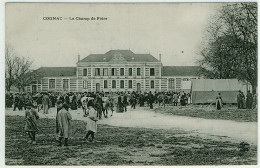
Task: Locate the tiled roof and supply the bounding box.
[34,67,76,77]
[79,50,160,62]
[162,66,200,76]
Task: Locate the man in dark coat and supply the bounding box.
[148,91,154,109]
[13,94,19,111]
[123,93,128,112]
[246,91,253,109]
[130,92,137,109]
[237,90,243,109]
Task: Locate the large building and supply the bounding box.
[26,50,200,93]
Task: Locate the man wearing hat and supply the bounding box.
[24,103,39,144]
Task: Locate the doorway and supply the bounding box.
[137,83,141,92]
[96,83,100,92]
[32,85,37,93]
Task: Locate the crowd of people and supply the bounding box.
[5,90,257,146]
[5,91,192,113]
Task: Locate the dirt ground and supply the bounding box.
[5,115,257,165]
[154,104,257,122]
[5,105,258,145]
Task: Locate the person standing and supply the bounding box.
[252,93,257,110]
[57,104,72,146]
[130,92,137,109]
[123,93,128,112]
[148,91,154,109]
[84,101,98,142]
[237,90,242,109]
[70,94,78,110]
[173,92,178,106]
[24,103,39,144]
[13,94,19,111]
[216,93,223,110]
[246,91,253,109]
[55,101,63,140]
[139,92,144,107]
[116,94,124,113]
[95,94,104,119]
[42,93,50,114]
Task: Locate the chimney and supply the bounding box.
[159,54,161,62]
[78,54,80,62]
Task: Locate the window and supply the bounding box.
[168,78,175,89]
[150,68,155,76]
[112,80,116,88]
[63,79,69,89]
[112,68,116,76]
[104,80,108,88]
[83,80,87,89]
[128,80,132,88]
[120,80,124,88]
[120,68,124,76]
[103,68,108,76]
[151,80,155,89]
[129,68,132,76]
[95,68,100,76]
[83,68,87,76]
[137,68,141,76]
[182,78,190,81]
[49,79,55,89]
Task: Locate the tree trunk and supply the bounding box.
[6,85,11,92]
[251,83,257,94]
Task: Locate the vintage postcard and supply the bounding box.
[3,1,258,167]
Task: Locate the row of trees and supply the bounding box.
[5,45,39,92]
[198,3,257,93]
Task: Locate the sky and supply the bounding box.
[6,3,221,69]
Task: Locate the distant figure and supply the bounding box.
[116,94,124,113]
[252,93,257,110]
[148,91,154,109]
[216,93,223,110]
[246,91,253,109]
[70,95,77,110]
[42,93,50,114]
[123,93,128,112]
[173,92,178,106]
[237,90,243,109]
[13,94,19,111]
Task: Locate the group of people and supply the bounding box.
[6,89,257,146]
[237,90,257,110]
[23,97,99,146]
[8,90,191,146]
[6,90,192,114]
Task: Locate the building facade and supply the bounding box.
[26,50,200,93]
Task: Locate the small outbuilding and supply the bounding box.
[191,79,241,104]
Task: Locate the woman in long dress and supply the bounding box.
[216,93,223,110]
[24,104,39,144]
[84,100,98,142]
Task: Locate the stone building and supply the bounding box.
[26,50,200,93]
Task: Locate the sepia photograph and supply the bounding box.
[3,1,258,166]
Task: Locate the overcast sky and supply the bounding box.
[6,3,221,69]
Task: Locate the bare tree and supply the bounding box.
[13,57,36,92]
[5,44,39,92]
[198,3,257,93]
[5,44,16,92]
